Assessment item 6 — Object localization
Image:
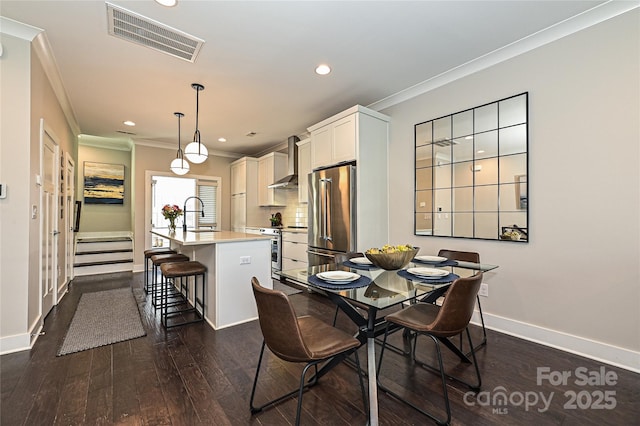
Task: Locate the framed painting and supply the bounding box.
[83,161,125,204]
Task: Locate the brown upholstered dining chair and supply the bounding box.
[437,249,487,351]
[249,277,367,426]
[377,273,483,426]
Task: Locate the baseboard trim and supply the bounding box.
[471,311,640,373]
[0,331,33,355]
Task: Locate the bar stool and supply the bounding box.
[159,261,206,328]
[144,248,176,293]
[150,253,189,310]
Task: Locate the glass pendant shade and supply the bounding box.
[170,112,190,175]
[170,157,189,175]
[184,140,208,163]
[185,83,209,164]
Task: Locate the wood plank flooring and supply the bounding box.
[2,272,638,425]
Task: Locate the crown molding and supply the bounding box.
[133,138,243,159]
[0,16,42,40]
[79,134,133,152]
[368,1,640,112]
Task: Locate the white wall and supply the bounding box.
[383,10,639,370]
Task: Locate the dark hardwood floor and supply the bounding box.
[1,272,638,425]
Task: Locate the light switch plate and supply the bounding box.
[240,256,251,264]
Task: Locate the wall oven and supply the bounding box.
[259,227,281,278]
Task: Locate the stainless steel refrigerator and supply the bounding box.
[308,164,356,266]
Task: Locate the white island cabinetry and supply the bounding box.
[308,105,391,251]
[281,230,308,271]
[151,229,271,330]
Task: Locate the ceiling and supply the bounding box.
[1,0,610,156]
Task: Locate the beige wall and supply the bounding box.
[1,33,77,350]
[76,144,132,232]
[384,11,640,363]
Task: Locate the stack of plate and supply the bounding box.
[406,267,449,279]
[315,271,361,284]
[413,255,448,264]
[349,257,373,265]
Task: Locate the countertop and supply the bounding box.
[152,229,271,246]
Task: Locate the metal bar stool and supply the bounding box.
[144,248,176,293]
[150,253,189,310]
[159,261,206,328]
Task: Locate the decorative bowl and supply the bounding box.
[365,247,419,270]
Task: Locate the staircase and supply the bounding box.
[74,234,134,276]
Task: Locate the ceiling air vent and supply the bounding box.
[433,138,459,147]
[106,2,204,63]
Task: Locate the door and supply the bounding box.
[64,153,75,283]
[41,121,59,317]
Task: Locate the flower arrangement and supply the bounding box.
[162,204,183,231]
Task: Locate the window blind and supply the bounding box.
[197,180,218,228]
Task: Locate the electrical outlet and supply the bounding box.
[240,256,251,265]
[478,283,489,297]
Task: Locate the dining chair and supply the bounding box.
[249,277,367,426]
[377,273,483,426]
[438,249,487,352]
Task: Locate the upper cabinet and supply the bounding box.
[258,152,287,206]
[230,157,259,232]
[296,138,311,203]
[308,105,391,251]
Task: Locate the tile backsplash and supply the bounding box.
[265,190,308,228]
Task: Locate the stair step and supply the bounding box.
[77,236,132,243]
[76,240,132,252]
[74,259,133,268]
[76,248,133,255]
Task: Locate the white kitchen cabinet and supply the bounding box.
[231,160,247,195]
[230,157,259,232]
[296,138,311,203]
[258,152,287,206]
[282,230,308,271]
[307,105,391,251]
[310,114,356,170]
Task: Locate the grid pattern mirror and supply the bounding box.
[414,92,528,242]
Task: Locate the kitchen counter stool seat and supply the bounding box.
[159,261,206,328]
[144,248,176,293]
[150,253,189,310]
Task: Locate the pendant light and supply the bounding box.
[170,112,190,175]
[184,83,209,164]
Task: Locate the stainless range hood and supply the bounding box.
[268,135,300,188]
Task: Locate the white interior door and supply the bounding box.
[65,154,75,283]
[41,121,59,317]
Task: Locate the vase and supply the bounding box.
[168,219,176,233]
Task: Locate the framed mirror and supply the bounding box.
[414,92,528,242]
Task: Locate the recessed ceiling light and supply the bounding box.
[315,64,331,75]
[155,0,177,7]
[218,137,227,143]
[465,136,473,140]
[477,150,485,154]
[123,120,136,126]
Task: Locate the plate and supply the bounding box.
[316,271,361,283]
[406,267,449,279]
[349,257,373,265]
[414,255,447,263]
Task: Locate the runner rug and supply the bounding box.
[57,287,146,356]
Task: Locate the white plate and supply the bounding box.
[316,271,361,283]
[414,255,447,263]
[349,257,373,265]
[406,267,449,278]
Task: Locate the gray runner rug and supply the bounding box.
[57,287,146,356]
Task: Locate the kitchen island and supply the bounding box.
[151,229,272,329]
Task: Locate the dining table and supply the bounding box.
[279,256,498,426]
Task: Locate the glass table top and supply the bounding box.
[279,260,498,311]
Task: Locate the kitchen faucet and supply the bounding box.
[183,196,205,231]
